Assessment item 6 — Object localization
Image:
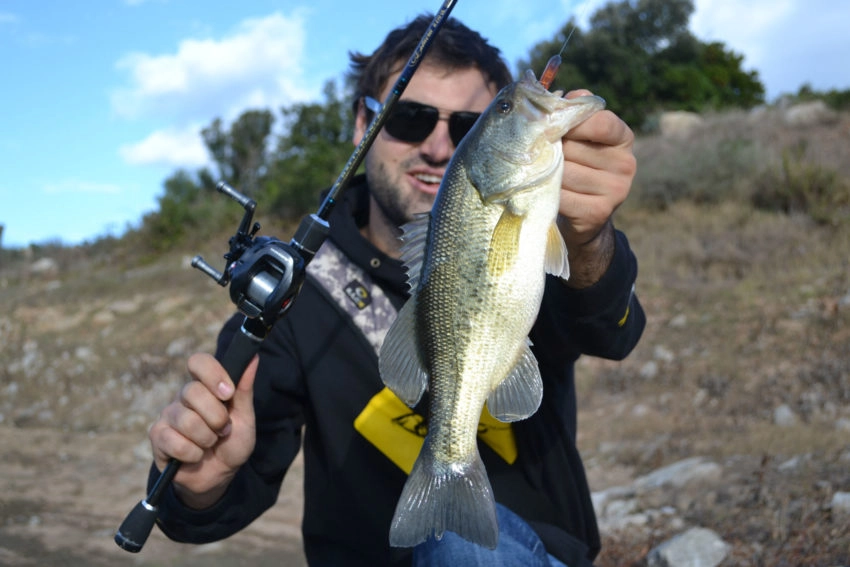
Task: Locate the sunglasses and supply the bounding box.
[364,96,481,147]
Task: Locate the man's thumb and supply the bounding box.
[231,355,258,415]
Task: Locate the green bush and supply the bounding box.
[751,142,850,226]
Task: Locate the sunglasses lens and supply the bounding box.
[375,99,481,147]
[448,112,480,146]
[384,102,439,143]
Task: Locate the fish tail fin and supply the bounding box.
[389,443,498,549]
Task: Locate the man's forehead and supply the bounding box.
[377,61,497,106]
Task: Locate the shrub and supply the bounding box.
[751,142,850,226]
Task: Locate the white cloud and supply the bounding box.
[119,126,209,168]
[692,0,793,69]
[111,11,315,123]
[692,0,850,98]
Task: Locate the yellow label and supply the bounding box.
[617,305,630,327]
[354,387,518,474]
[476,404,518,465]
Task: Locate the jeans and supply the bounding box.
[411,503,569,567]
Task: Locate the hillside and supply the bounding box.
[1,105,848,566]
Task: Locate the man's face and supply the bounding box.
[353,63,498,231]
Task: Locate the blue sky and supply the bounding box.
[1,0,848,248]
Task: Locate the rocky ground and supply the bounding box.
[1,194,849,565]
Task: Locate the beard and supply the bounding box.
[365,156,436,229]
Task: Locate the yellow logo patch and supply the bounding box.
[354,387,517,474]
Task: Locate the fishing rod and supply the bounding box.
[114,0,460,553]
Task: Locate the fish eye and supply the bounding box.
[498,100,512,114]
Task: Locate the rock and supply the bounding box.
[778,455,807,471]
[653,345,675,363]
[831,491,850,520]
[29,257,59,277]
[635,457,723,492]
[166,336,194,357]
[92,310,116,325]
[632,404,652,418]
[132,439,152,462]
[592,485,637,515]
[108,298,143,315]
[640,361,659,379]
[782,100,837,127]
[74,346,96,361]
[659,111,704,139]
[773,404,798,427]
[647,527,730,567]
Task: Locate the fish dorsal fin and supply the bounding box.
[398,212,430,292]
[544,222,570,281]
[378,295,429,407]
[486,339,543,422]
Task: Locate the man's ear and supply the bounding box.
[353,98,368,146]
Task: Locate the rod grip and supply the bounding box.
[115,321,264,553]
[220,320,264,383]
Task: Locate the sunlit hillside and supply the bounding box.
[0,103,848,566]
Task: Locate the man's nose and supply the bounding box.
[418,118,454,165]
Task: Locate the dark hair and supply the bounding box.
[347,14,513,114]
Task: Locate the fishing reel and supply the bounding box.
[191,181,328,336]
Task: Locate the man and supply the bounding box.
[147,14,645,567]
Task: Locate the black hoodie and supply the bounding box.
[150,174,645,566]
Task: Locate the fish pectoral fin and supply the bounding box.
[487,339,543,422]
[379,296,428,407]
[544,222,570,281]
[488,208,523,277]
[389,442,499,549]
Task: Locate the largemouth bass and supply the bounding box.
[378,70,605,549]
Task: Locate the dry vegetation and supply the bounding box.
[0,104,848,565]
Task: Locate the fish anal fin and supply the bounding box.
[544,222,570,281]
[379,296,428,407]
[487,339,543,422]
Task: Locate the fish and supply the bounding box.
[378,69,605,549]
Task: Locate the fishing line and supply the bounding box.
[539,2,590,89]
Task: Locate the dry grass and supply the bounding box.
[574,117,850,563]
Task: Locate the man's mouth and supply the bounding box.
[410,172,443,194]
[414,173,442,184]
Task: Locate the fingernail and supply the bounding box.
[218,381,234,397]
[219,421,232,437]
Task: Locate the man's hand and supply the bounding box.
[558,89,636,288]
[148,353,259,509]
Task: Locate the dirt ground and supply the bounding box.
[2,168,849,564]
[0,426,307,566]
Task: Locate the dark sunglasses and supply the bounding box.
[364,96,481,147]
